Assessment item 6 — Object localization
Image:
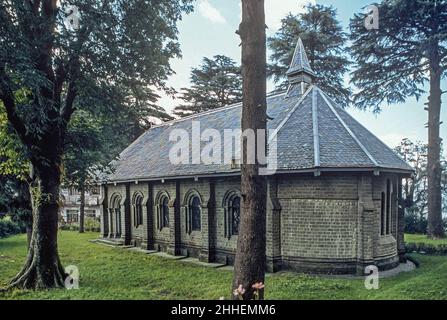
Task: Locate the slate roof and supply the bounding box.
[106,38,412,183]
[107,85,412,183]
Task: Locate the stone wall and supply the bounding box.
[276,174,359,273]
[100,171,403,274]
[372,173,399,269]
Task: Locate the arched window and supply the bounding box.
[189,196,201,232]
[223,190,241,238]
[110,194,122,237]
[160,196,169,229]
[230,196,241,235]
[133,193,143,228]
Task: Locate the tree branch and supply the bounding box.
[59,57,80,140]
[0,65,34,146]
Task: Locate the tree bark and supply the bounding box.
[8,159,66,290]
[26,225,32,249]
[233,0,267,300]
[79,183,85,233]
[427,39,445,239]
[18,180,33,249]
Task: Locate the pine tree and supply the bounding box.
[173,55,242,117]
[232,0,267,300]
[268,4,351,107]
[350,0,447,239]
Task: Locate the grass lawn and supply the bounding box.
[405,234,447,245]
[0,231,446,300]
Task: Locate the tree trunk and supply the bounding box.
[19,180,33,249]
[233,0,267,300]
[26,225,32,249]
[8,162,66,289]
[427,40,445,239]
[79,183,85,233]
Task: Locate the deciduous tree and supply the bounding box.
[0,0,192,289]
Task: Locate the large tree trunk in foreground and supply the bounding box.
[233,0,267,300]
[79,184,85,233]
[26,225,33,249]
[18,180,33,249]
[427,40,445,239]
[8,161,66,290]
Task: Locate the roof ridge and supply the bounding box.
[268,85,314,144]
[148,90,287,131]
[312,87,320,168]
[318,88,379,167]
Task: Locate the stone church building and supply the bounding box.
[100,39,412,274]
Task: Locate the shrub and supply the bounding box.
[405,212,427,234]
[59,217,100,233]
[405,242,447,255]
[85,217,100,232]
[0,217,22,238]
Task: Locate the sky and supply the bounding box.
[157,0,447,155]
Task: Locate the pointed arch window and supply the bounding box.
[189,196,201,232]
[160,196,170,229]
[223,190,241,238]
[230,196,241,235]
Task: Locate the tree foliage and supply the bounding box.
[0,103,28,180]
[0,0,193,290]
[350,0,446,239]
[395,139,447,233]
[349,0,447,111]
[1,102,32,241]
[268,4,351,107]
[173,55,242,117]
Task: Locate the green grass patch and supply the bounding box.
[0,231,446,300]
[405,234,447,246]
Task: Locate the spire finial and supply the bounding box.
[285,38,314,99]
[287,37,314,77]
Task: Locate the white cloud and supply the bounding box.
[264,0,315,32]
[198,0,227,24]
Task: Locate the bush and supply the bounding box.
[405,212,428,234]
[85,217,100,232]
[405,243,447,255]
[0,217,23,238]
[59,217,100,233]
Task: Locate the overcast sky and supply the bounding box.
[156,0,446,154]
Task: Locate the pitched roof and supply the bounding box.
[107,86,412,183]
